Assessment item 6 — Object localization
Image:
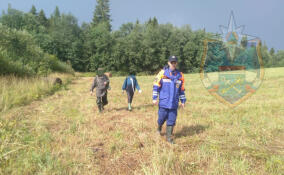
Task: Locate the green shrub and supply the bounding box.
[0,24,74,76]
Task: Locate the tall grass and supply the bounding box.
[0,116,68,175]
[0,73,74,113]
[0,73,76,175]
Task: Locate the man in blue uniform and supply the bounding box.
[152,56,186,144]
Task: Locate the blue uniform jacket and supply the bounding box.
[153,67,186,109]
[122,75,141,92]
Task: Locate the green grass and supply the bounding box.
[0,67,283,174]
[0,112,68,174]
[0,73,75,175]
[76,72,97,77]
[0,73,74,113]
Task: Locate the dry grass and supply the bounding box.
[0,68,284,175]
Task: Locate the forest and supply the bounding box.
[0,0,283,76]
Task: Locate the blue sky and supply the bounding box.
[0,0,283,50]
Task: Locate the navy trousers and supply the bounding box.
[157,107,177,126]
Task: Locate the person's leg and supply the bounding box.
[96,97,103,112]
[126,89,134,110]
[167,109,177,126]
[166,109,178,144]
[102,92,108,110]
[129,91,134,103]
[157,107,168,135]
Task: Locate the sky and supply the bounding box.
[0,0,283,51]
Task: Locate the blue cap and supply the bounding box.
[168,55,178,62]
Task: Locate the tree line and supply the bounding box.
[0,0,283,76]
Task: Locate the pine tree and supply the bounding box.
[152,17,158,27]
[92,0,111,31]
[38,9,48,27]
[270,47,275,56]
[54,6,60,18]
[30,5,37,15]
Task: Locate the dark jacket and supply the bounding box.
[122,75,141,92]
[90,75,110,97]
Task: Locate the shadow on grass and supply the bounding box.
[133,104,154,110]
[175,124,208,138]
[110,104,154,112]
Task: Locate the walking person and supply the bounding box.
[152,56,186,144]
[122,72,142,111]
[90,68,110,112]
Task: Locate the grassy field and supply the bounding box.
[0,68,283,175]
[0,74,74,113]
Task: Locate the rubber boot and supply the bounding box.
[98,104,103,113]
[166,125,174,144]
[128,103,132,111]
[157,125,162,135]
[97,97,103,113]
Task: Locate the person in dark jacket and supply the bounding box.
[153,56,186,144]
[122,72,142,111]
[90,68,110,112]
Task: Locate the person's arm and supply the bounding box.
[179,72,186,107]
[122,77,127,90]
[104,75,110,89]
[134,76,141,92]
[90,77,97,95]
[153,70,164,104]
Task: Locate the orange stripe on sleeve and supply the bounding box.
[180,72,185,91]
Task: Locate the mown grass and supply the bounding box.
[0,68,283,175]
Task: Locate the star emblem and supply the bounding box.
[219,11,245,44]
[219,11,259,61]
